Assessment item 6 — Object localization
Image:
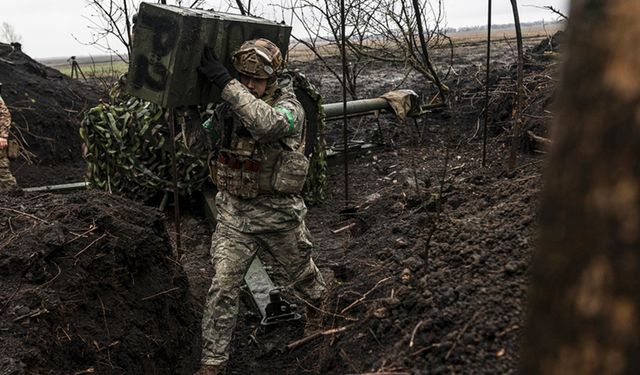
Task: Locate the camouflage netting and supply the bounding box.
[81,72,328,203]
[291,70,328,205]
[81,78,209,202]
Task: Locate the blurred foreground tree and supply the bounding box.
[521,1,640,374]
[0,22,22,44]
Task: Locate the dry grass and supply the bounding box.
[449,23,562,44]
[287,23,563,62]
[53,60,129,78]
[41,24,562,74]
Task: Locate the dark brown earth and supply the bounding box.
[0,32,560,374]
[0,42,106,187]
[0,190,200,374]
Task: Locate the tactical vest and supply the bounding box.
[209,94,309,199]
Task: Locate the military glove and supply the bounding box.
[198,48,233,89]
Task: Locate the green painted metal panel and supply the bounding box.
[127,3,291,107]
[244,257,276,319]
[22,182,89,193]
[323,98,391,120]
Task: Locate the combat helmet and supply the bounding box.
[232,38,283,80]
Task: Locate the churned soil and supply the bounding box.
[0,190,201,374]
[0,42,105,187]
[188,33,557,375]
[0,30,560,374]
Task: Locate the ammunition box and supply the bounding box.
[127,3,291,107]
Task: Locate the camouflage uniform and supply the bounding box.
[0,94,17,191]
[200,78,326,366]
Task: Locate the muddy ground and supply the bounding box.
[1,31,560,374]
[1,42,106,186]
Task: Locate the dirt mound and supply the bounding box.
[0,43,104,183]
[530,30,565,55]
[483,32,562,151]
[0,191,200,374]
[0,30,560,375]
[299,144,539,374]
[200,33,555,374]
[283,35,556,374]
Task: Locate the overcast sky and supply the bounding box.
[1,0,568,59]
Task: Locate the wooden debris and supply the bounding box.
[527,130,551,148]
[341,277,392,314]
[141,287,181,301]
[287,325,350,350]
[332,222,356,234]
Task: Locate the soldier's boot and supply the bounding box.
[194,364,225,375]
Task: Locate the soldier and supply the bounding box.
[0,83,17,191]
[194,38,326,375]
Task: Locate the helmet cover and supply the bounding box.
[232,38,283,79]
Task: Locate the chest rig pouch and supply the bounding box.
[271,150,309,194]
[214,135,261,199]
[210,89,309,198]
[213,142,309,198]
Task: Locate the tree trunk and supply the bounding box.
[507,0,523,170]
[521,1,640,374]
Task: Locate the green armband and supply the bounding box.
[275,107,295,133]
[202,118,220,141]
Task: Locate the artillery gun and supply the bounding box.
[80,3,427,203]
[69,3,431,325]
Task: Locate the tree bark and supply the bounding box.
[521,1,640,374]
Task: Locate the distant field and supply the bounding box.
[446,23,562,46]
[288,23,562,61]
[48,59,129,78]
[41,23,562,76]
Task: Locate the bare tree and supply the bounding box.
[521,1,640,374]
[283,0,374,100]
[234,0,247,15]
[82,0,209,62]
[0,22,23,44]
[529,5,568,20]
[83,0,135,62]
[543,5,568,20]
[507,0,524,170]
[347,0,450,102]
[283,0,449,101]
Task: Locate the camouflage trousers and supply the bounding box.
[201,221,326,366]
[0,154,16,191]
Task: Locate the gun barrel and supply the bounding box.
[322,98,392,121]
